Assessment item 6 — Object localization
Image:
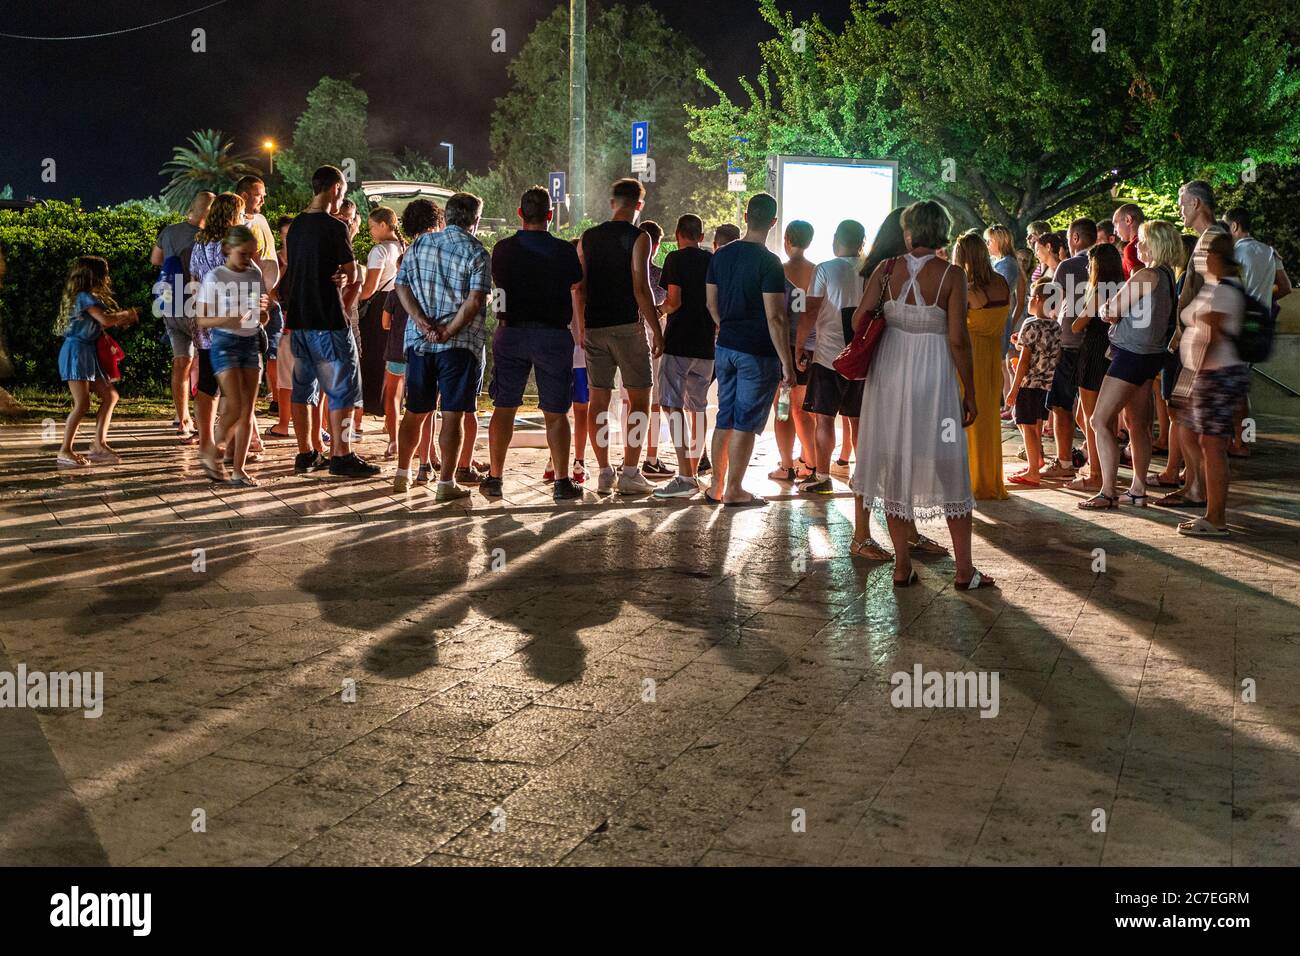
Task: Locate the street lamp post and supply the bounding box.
[439,141,454,176]
[569,0,586,224]
[263,140,276,176]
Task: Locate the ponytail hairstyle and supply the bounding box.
[57,255,116,333]
[369,206,406,248]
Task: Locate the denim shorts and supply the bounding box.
[264,302,284,358]
[714,345,782,433]
[1105,345,1166,386]
[405,347,483,414]
[209,330,263,375]
[290,327,362,408]
[489,325,574,413]
[386,361,407,376]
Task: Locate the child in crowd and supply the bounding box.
[1004,277,1063,486]
[55,256,140,467]
[195,225,269,485]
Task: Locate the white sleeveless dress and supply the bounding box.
[850,254,975,521]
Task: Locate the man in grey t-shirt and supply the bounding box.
[1226,207,1292,311]
[150,190,214,434]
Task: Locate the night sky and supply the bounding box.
[1,0,851,207]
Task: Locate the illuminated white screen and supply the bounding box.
[776,161,896,266]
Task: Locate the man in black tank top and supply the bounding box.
[579,178,663,495]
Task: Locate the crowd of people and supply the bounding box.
[52,166,1290,578]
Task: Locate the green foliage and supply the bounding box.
[1216,163,1300,269]
[0,201,173,393]
[279,77,373,194]
[159,129,258,212]
[490,2,731,226]
[689,0,1300,239]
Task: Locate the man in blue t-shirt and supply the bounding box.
[704,192,793,507]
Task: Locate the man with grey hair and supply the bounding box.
[394,192,491,500]
[1153,179,1226,510]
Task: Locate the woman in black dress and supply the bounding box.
[1069,243,1126,490]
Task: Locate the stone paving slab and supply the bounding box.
[1,411,1299,866]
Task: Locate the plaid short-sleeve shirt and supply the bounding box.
[395,225,492,358]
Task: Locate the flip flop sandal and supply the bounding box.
[180,433,199,446]
[56,455,88,468]
[1119,491,1148,507]
[850,538,892,560]
[725,496,767,508]
[767,467,796,482]
[1040,463,1076,479]
[955,570,997,590]
[264,427,292,440]
[1007,473,1041,487]
[893,569,919,587]
[1146,474,1180,488]
[795,460,816,481]
[1178,518,1229,537]
[907,534,949,555]
[200,459,226,481]
[1065,477,1101,492]
[87,450,121,465]
[703,491,723,504]
[227,474,260,488]
[1078,492,1119,510]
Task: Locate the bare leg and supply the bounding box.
[572,402,589,461]
[438,411,464,482]
[588,387,613,470]
[1124,383,1153,497]
[488,405,515,478]
[89,378,119,452]
[813,413,836,474]
[60,380,93,459]
[544,410,572,478]
[884,514,913,582]
[1178,412,1204,500]
[721,430,758,503]
[708,427,731,499]
[171,356,192,428]
[790,386,814,468]
[1199,434,1229,527]
[1090,376,1137,497]
[623,387,651,468]
[459,412,478,469]
[396,409,428,471]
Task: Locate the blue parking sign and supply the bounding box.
[631,121,649,155]
[548,171,566,203]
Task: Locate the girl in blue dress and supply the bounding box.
[56,256,139,467]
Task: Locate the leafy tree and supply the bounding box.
[1216,163,1300,268]
[390,148,462,188]
[491,2,731,225]
[688,0,1300,241]
[158,130,257,212]
[278,77,373,193]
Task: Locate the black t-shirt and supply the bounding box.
[491,230,583,329]
[283,211,355,331]
[582,219,643,329]
[660,246,714,359]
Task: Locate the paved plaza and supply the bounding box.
[1,410,1298,867]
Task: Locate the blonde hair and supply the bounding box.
[197,192,245,244]
[222,224,257,251]
[984,224,1015,259]
[953,231,998,294]
[57,256,117,334]
[1138,220,1184,272]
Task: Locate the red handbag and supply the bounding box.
[832,257,897,381]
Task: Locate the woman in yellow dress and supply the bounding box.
[952,232,1010,500]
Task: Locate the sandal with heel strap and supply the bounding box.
[1078,492,1119,511]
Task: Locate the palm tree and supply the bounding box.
[159,130,257,211]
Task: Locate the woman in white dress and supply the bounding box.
[850,200,996,589]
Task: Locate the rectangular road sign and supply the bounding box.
[548,171,566,204]
[631,121,649,156]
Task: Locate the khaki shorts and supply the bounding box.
[276,330,296,391]
[586,322,653,391]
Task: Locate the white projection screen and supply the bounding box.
[766,156,899,266]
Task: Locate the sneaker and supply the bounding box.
[799,476,834,494]
[294,450,325,474]
[435,482,471,502]
[642,458,673,478]
[696,452,711,476]
[393,473,411,493]
[416,464,434,485]
[617,466,654,495]
[596,466,617,493]
[329,453,381,478]
[480,475,504,498]
[654,475,700,499]
[553,477,583,500]
[572,460,586,485]
[455,465,482,485]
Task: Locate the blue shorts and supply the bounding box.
[264,302,284,358]
[572,367,589,405]
[405,347,483,413]
[386,361,407,376]
[1106,345,1165,386]
[714,345,782,434]
[290,327,363,409]
[209,330,263,375]
[489,325,573,413]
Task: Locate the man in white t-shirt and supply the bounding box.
[796,219,866,495]
[1225,207,1292,311]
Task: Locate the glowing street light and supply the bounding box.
[263,140,276,176]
